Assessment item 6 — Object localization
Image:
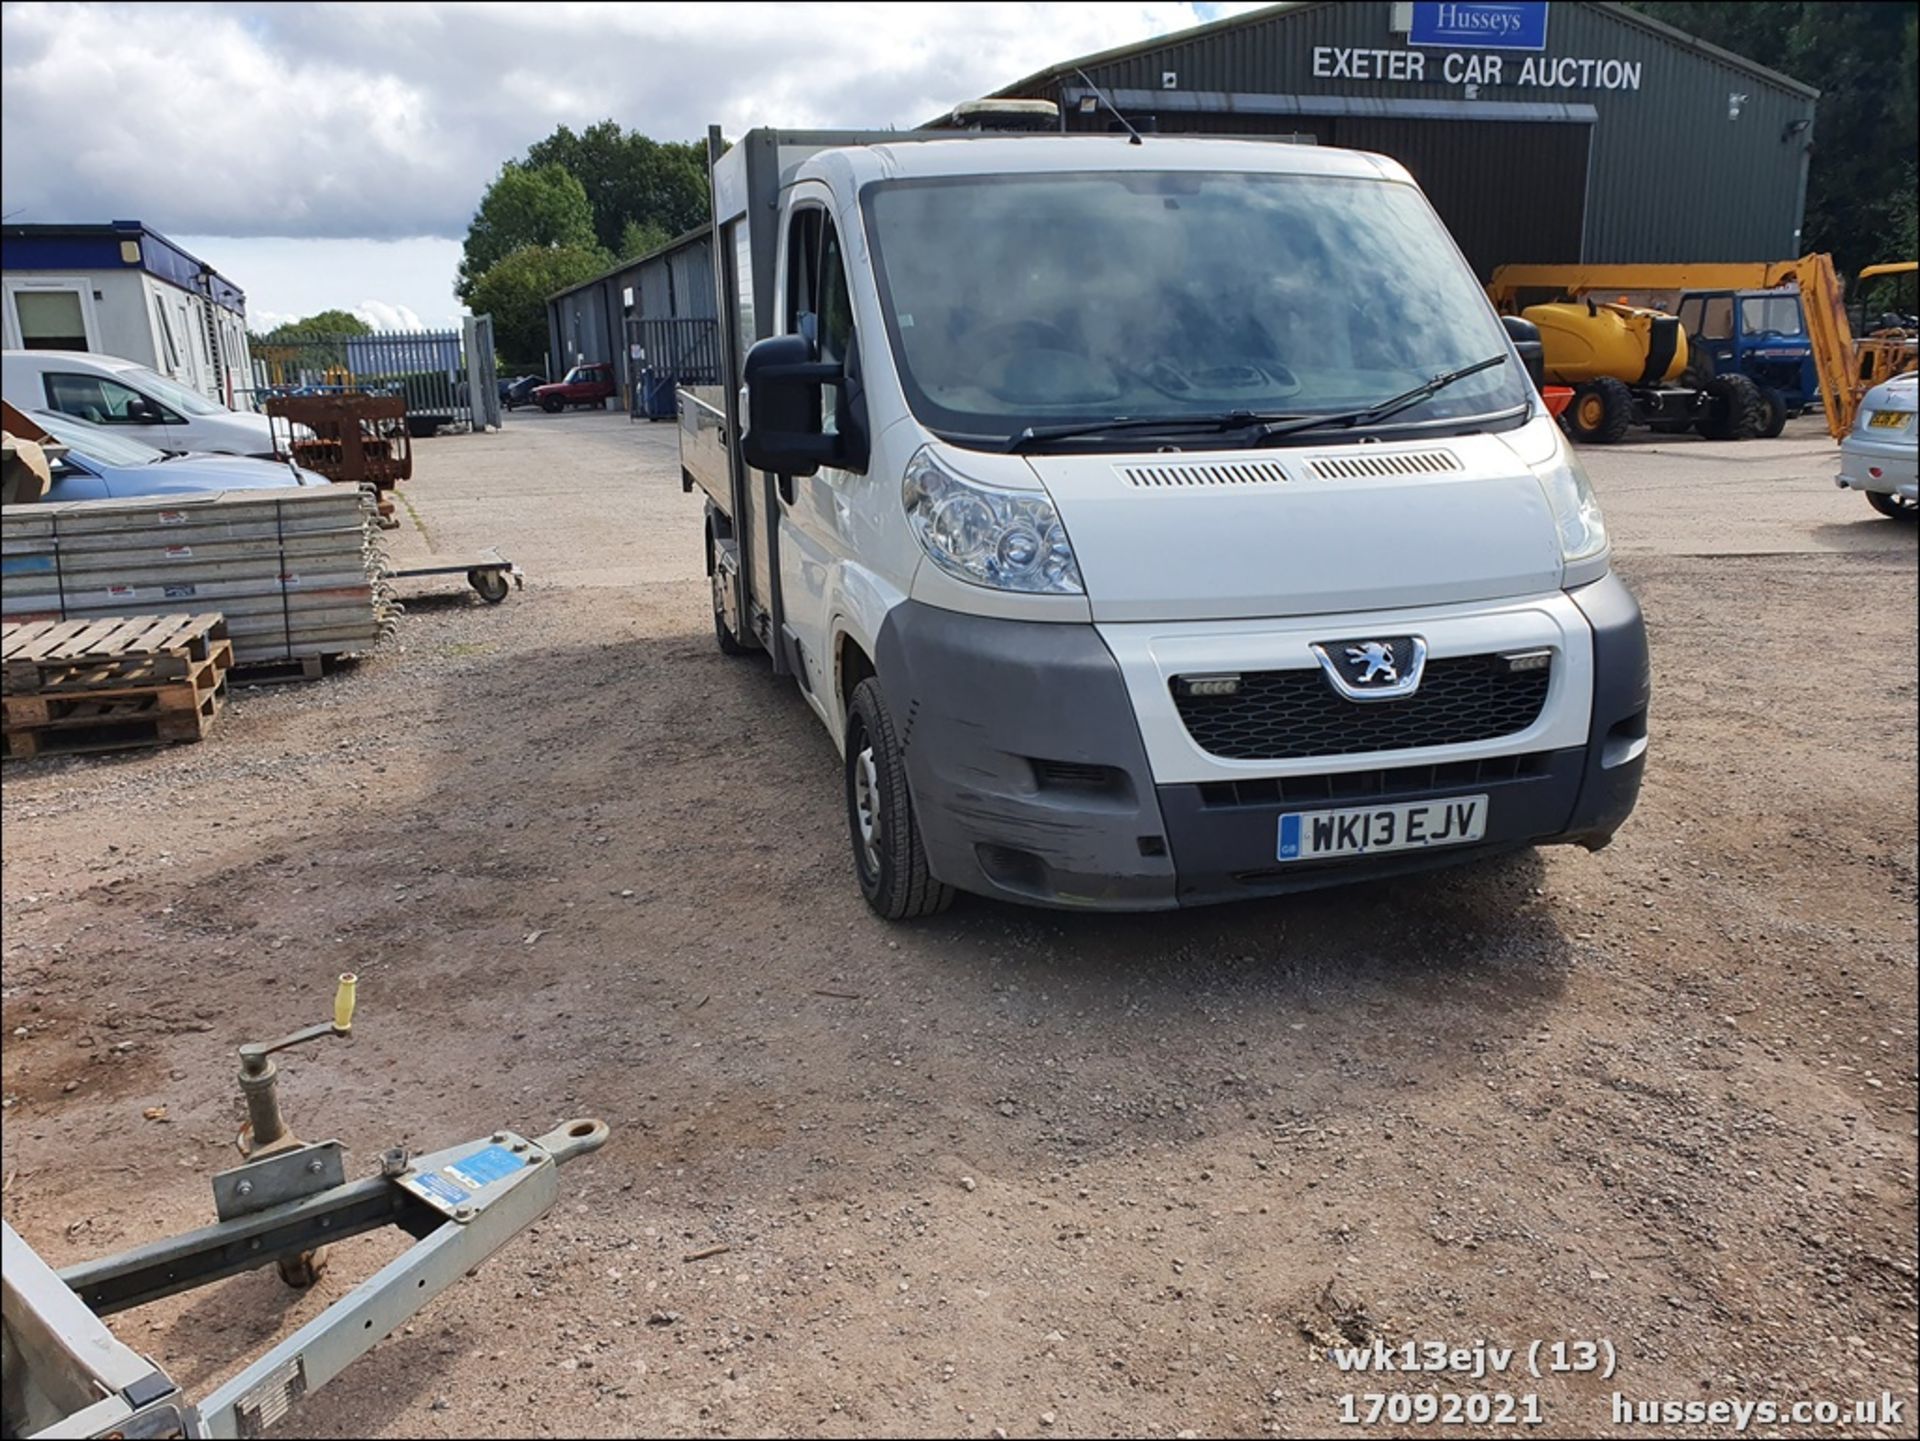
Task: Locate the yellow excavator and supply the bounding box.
[1487,255,1917,444]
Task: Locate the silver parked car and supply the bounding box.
[1836,372,1918,519]
[25,409,331,503]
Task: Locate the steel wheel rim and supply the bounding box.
[1578,395,1604,428]
[853,744,882,874]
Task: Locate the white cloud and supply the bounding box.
[2,1,1254,239]
[352,300,427,332]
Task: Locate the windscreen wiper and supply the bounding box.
[1250,354,1510,444]
[1007,410,1304,453]
[1005,353,1510,453]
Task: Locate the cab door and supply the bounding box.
[772,193,866,721]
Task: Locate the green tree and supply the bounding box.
[456,163,599,302]
[249,309,375,372]
[524,121,708,254]
[1629,2,1919,280]
[250,309,372,345]
[619,217,673,261]
[468,244,608,366]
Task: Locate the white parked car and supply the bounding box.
[1836,372,1918,519]
[3,349,279,457]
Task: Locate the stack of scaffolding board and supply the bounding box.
[0,487,396,667]
[2,613,232,760]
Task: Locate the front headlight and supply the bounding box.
[902,446,1083,594]
[1532,443,1609,575]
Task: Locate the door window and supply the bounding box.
[785,208,822,336]
[43,372,179,426]
[1698,297,1734,341]
[817,219,855,438]
[13,290,90,350]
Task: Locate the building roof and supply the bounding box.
[546,223,712,305]
[0,220,248,313]
[978,0,1817,106]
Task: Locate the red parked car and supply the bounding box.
[533,363,617,412]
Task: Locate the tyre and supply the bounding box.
[541,396,563,413]
[708,528,751,656]
[1697,373,1764,440]
[711,575,750,654]
[1758,387,1788,438]
[1867,490,1918,520]
[845,677,955,920]
[1567,377,1634,444]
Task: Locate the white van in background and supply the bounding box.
[3,349,279,457]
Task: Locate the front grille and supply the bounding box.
[1196,751,1552,808]
[1172,654,1552,761]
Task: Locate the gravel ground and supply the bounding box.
[3,409,1914,1438]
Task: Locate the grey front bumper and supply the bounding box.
[874,575,1648,911]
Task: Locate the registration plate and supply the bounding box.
[1868,409,1912,429]
[1277,795,1487,861]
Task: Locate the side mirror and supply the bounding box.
[742,334,840,477]
[1501,314,1546,390]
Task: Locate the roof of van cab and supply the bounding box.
[812,134,1408,186]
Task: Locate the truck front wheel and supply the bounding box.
[845,678,955,920]
[1567,378,1633,444]
[1758,387,1788,438]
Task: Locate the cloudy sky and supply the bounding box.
[2,1,1263,331]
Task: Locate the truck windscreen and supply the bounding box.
[862,170,1530,447]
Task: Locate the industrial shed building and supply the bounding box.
[938,0,1819,279]
[545,226,715,398]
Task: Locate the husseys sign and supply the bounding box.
[1409,1,1550,51]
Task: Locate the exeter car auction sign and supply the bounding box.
[1409,1,1549,52]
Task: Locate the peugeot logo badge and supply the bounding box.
[1310,635,1428,702]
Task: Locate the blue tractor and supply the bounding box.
[1672,289,1817,438]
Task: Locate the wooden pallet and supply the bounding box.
[1,614,231,695]
[2,678,225,760]
[2,647,226,726]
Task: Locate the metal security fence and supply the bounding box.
[631,317,721,386]
[248,317,499,434]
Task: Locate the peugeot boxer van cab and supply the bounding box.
[678,126,1648,918]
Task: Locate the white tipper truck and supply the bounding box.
[677,120,1648,919]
